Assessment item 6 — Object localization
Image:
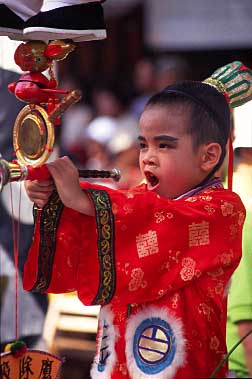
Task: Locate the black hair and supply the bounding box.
[144,81,231,174]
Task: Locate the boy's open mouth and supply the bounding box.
[145,172,159,189]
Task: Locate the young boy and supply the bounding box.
[23,70,246,378]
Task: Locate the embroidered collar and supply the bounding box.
[175,177,223,200]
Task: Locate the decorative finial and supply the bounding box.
[204,61,252,108]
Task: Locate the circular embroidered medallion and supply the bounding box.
[133,317,176,374]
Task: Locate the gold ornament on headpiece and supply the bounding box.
[204,61,252,108]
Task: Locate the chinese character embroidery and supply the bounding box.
[136,230,159,258]
[189,221,209,247]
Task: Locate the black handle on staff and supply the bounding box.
[78,168,121,182]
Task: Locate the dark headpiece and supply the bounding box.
[164,81,230,142]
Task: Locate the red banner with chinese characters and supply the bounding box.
[0,349,63,379]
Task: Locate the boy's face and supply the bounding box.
[138,105,207,199]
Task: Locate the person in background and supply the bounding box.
[83,80,138,171]
[154,55,189,92]
[59,76,93,167]
[226,102,252,378]
[130,57,157,120]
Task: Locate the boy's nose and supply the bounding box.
[142,154,156,166]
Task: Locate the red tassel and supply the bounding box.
[228,137,234,190]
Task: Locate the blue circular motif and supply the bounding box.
[133,317,176,374]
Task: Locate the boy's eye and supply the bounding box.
[159,140,177,149]
[139,142,147,149]
[159,143,171,149]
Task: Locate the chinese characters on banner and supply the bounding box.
[0,350,63,379]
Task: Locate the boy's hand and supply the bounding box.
[47,156,94,216]
[25,179,55,208]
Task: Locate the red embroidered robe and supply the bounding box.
[23,181,245,379]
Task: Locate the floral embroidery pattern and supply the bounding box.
[123,204,134,214]
[157,289,168,299]
[210,336,220,351]
[112,203,119,215]
[166,212,174,219]
[180,257,201,281]
[204,205,215,215]
[185,197,197,202]
[171,293,180,309]
[221,202,234,216]
[238,211,246,225]
[207,267,224,280]
[168,250,181,264]
[217,250,234,267]
[155,211,166,223]
[207,282,224,298]
[214,282,224,295]
[229,224,239,239]
[200,195,212,201]
[129,268,147,291]
[198,303,213,321]
[160,261,170,271]
[155,211,174,223]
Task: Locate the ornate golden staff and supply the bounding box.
[0,40,120,192]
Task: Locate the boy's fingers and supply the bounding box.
[27,180,55,192]
[47,156,77,177]
[36,180,54,186]
[32,179,55,187]
[34,191,53,199]
[34,199,48,208]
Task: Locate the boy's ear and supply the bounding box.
[200,143,222,172]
